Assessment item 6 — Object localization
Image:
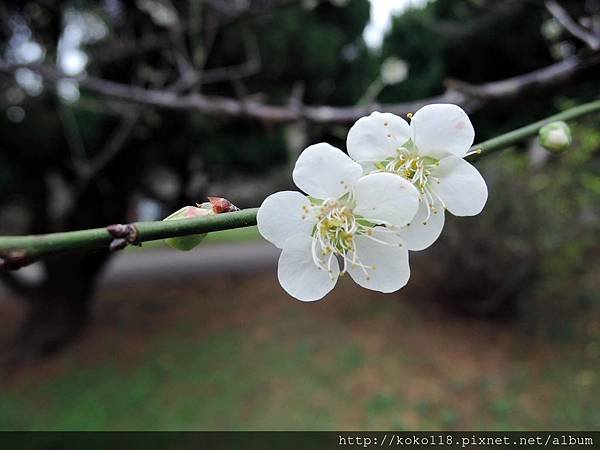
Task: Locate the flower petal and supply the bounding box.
[278,235,339,302]
[347,112,411,165]
[257,191,315,249]
[396,197,445,251]
[411,104,474,158]
[353,172,419,227]
[293,143,363,199]
[431,156,488,216]
[347,229,410,293]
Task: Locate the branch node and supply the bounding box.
[106,223,141,252]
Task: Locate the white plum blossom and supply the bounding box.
[257,143,420,302]
[347,104,488,251]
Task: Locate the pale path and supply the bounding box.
[100,241,279,286]
[0,241,279,300]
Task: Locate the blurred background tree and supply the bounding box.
[0,0,598,358]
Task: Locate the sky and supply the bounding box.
[364,0,428,48]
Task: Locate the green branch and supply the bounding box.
[469,99,600,159]
[0,208,258,269]
[1,100,599,270]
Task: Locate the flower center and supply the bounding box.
[303,196,399,280]
[375,146,444,225]
[376,148,439,192]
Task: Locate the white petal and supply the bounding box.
[396,197,445,251]
[431,156,488,216]
[353,173,419,227]
[347,112,411,165]
[293,143,362,199]
[411,104,474,159]
[277,235,339,302]
[347,229,410,293]
[257,191,315,249]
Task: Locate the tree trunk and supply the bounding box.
[15,252,110,357]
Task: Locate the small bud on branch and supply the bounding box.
[106,223,141,252]
[163,197,240,251]
[539,121,572,152]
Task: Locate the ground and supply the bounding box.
[0,235,598,430]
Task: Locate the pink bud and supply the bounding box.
[208,197,240,213]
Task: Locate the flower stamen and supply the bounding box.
[306,196,393,277]
[375,147,442,222]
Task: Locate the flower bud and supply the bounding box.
[539,121,572,152]
[207,196,240,213]
[380,57,409,85]
[163,205,210,251]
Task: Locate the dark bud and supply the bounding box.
[106,223,141,251]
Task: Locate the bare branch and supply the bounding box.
[75,112,140,190]
[163,0,199,89]
[196,36,261,85]
[168,34,261,91]
[204,0,301,20]
[90,34,173,65]
[546,1,600,50]
[1,51,599,124]
[56,103,88,174]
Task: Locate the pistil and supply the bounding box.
[304,196,400,280]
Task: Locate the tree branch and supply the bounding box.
[1,99,599,268]
[0,208,259,269]
[75,112,140,189]
[546,1,600,50]
[1,51,598,124]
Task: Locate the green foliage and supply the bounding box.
[426,116,600,317]
[527,120,600,292]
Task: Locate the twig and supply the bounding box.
[546,1,600,50]
[56,104,88,174]
[1,99,599,268]
[75,112,140,189]
[169,32,261,91]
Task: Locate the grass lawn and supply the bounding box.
[0,269,598,430]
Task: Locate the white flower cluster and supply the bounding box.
[258,104,488,301]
